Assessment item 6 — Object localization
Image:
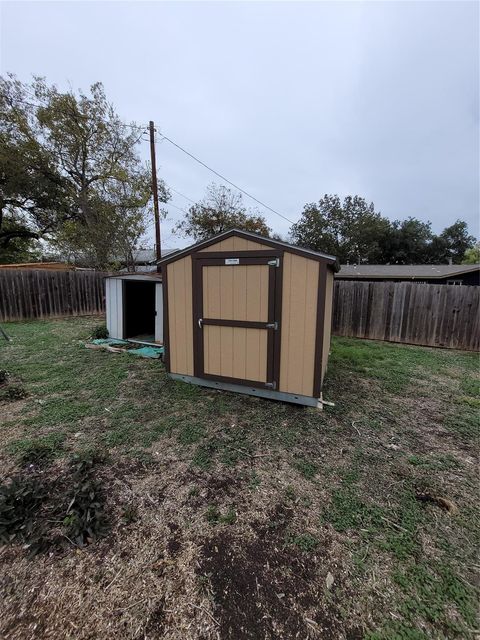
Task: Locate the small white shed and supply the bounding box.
[105,273,163,344]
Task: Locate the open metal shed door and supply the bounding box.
[155,283,163,343]
[193,255,282,389]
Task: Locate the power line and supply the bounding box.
[168,186,196,205]
[159,133,295,225]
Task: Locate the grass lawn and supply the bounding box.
[0,317,478,640]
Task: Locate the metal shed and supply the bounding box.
[105,273,163,344]
[159,229,337,407]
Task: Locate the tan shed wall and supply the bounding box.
[203,264,269,322]
[199,237,271,252]
[321,269,334,384]
[204,326,267,382]
[279,253,319,396]
[167,256,194,375]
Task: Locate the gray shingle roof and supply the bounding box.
[336,264,480,279]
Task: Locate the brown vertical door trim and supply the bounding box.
[192,257,204,377]
[161,266,170,371]
[266,264,276,384]
[313,262,328,397]
[272,256,283,389]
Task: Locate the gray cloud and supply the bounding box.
[1,1,478,248]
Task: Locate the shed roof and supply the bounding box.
[105,272,162,281]
[157,229,337,266]
[336,263,480,280]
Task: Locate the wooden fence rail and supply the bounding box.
[333,281,480,351]
[0,269,108,321]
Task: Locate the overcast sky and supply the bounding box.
[1,1,478,249]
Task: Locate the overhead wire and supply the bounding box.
[158,132,295,225]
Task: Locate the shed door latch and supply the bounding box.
[265,381,277,390]
[266,322,278,330]
[198,318,203,329]
[267,258,280,267]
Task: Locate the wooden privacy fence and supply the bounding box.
[333,281,480,351]
[0,269,108,321]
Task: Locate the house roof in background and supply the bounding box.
[336,264,480,280]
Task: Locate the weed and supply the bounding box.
[205,505,236,525]
[122,503,139,525]
[248,472,260,491]
[0,369,9,385]
[293,458,318,480]
[285,485,297,501]
[288,532,318,552]
[64,452,109,546]
[0,475,46,543]
[326,469,384,533]
[8,432,66,465]
[193,441,217,470]
[91,324,108,339]
[177,422,206,445]
[0,383,27,401]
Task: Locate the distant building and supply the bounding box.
[119,248,179,272]
[336,264,480,286]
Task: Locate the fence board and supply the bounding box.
[0,269,108,322]
[333,281,479,351]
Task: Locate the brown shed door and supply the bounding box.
[193,255,282,389]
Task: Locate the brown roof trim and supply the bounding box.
[157,229,338,267]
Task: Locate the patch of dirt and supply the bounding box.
[197,499,359,640]
[199,526,357,640]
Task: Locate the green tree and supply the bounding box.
[0,74,168,268]
[462,242,480,264]
[173,183,271,241]
[290,194,391,263]
[437,220,476,264]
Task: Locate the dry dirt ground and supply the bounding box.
[0,317,478,640]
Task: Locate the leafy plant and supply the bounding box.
[288,532,319,552]
[63,452,109,547]
[0,475,46,543]
[205,504,236,525]
[91,324,108,339]
[0,383,27,401]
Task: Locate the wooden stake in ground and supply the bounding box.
[149,120,162,271]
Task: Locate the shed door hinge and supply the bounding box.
[268,258,280,267]
[266,322,278,330]
[265,381,277,390]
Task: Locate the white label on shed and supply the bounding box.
[225,258,240,265]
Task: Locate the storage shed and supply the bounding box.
[105,273,163,344]
[159,229,337,407]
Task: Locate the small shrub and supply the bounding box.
[64,452,109,546]
[91,324,108,339]
[0,383,27,402]
[0,475,46,544]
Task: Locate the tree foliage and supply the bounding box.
[173,183,271,241]
[290,195,476,264]
[462,242,480,265]
[0,74,168,267]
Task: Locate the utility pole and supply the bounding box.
[149,120,161,271]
